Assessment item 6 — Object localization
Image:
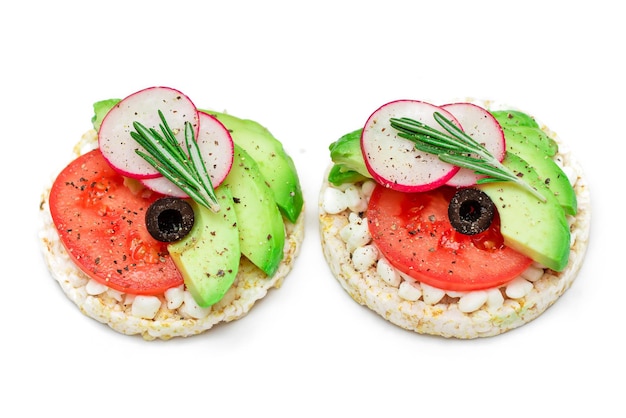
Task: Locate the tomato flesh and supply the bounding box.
[367,185,532,291]
[49,149,184,295]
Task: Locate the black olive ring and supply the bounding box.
[145,197,195,242]
[448,188,495,235]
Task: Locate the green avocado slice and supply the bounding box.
[167,189,240,308]
[222,144,285,277]
[477,152,570,271]
[504,129,577,215]
[204,110,303,223]
[502,126,559,157]
[491,110,539,128]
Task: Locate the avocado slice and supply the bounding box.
[491,110,539,128]
[223,144,285,277]
[328,164,369,186]
[204,110,304,223]
[502,126,559,157]
[167,189,241,308]
[92,98,121,131]
[327,128,372,186]
[477,152,570,271]
[329,129,370,176]
[504,130,577,215]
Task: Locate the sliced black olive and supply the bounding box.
[146,197,195,242]
[448,188,495,235]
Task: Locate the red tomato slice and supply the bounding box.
[367,185,532,291]
[49,149,184,295]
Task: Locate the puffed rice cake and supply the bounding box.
[39,131,304,340]
[318,100,591,338]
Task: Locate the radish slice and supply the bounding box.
[441,102,506,187]
[141,111,234,196]
[361,100,461,192]
[98,86,199,179]
[140,176,188,198]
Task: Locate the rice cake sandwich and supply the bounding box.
[319,99,590,338]
[39,86,304,340]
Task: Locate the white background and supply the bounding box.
[2,1,623,416]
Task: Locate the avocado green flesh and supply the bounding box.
[491,110,539,128]
[477,152,570,271]
[91,98,121,131]
[329,129,370,175]
[167,190,241,308]
[504,128,577,216]
[328,164,369,186]
[503,126,558,157]
[204,110,303,224]
[223,144,285,277]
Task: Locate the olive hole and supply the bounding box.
[459,200,482,223]
[158,209,184,235]
[146,197,195,242]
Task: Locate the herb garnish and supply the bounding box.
[130,111,221,212]
[389,112,546,202]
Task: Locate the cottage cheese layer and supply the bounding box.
[39,131,304,340]
[318,105,591,339]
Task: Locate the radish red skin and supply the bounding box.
[361,100,461,192]
[141,111,234,196]
[98,86,200,179]
[441,102,506,187]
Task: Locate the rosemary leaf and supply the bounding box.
[136,149,213,209]
[185,122,220,211]
[432,112,487,155]
[131,112,221,212]
[411,141,450,156]
[391,117,468,152]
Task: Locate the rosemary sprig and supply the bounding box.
[389,113,547,202]
[130,111,221,212]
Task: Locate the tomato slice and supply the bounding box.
[49,149,184,295]
[367,185,532,291]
